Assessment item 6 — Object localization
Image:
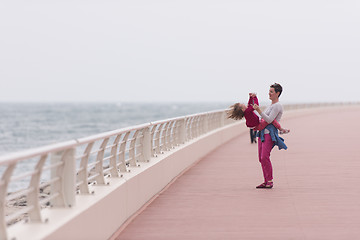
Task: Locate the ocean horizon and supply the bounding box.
[0,102,235,156]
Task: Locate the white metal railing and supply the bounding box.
[1,102,359,240]
[0,109,234,240]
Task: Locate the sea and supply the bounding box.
[0,102,231,156]
[2,99,309,158]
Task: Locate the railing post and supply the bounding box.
[161,122,169,152]
[129,130,140,167]
[140,127,151,162]
[63,148,76,207]
[190,116,198,139]
[118,132,130,172]
[203,114,209,134]
[150,125,157,157]
[220,112,226,127]
[169,121,177,148]
[164,121,174,150]
[110,134,122,177]
[178,119,186,144]
[95,138,109,185]
[0,163,16,240]
[28,154,47,222]
[78,143,93,194]
[51,148,76,207]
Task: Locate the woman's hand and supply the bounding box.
[252,104,262,114]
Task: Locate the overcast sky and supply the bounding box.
[0,0,359,104]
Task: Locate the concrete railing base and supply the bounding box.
[8,121,246,240]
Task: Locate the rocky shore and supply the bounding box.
[5,185,51,226]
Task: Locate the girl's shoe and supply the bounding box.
[280,129,290,135]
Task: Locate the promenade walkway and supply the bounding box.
[113,105,360,240]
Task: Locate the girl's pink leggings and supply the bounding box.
[258,134,273,183]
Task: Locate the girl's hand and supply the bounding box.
[252,104,261,113]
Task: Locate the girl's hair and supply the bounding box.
[227,103,245,120]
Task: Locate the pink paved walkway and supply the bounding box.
[114,106,360,240]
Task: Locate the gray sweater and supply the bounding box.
[260,102,283,134]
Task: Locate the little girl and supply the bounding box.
[227,93,290,134]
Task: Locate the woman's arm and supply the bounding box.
[252,103,281,123]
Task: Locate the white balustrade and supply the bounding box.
[0,108,236,240]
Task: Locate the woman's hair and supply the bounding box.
[227,103,245,120]
[270,83,283,97]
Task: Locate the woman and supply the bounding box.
[252,83,287,189]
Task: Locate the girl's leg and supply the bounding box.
[254,119,289,134]
[250,129,255,143]
[258,134,273,183]
[254,119,269,131]
[273,120,290,134]
[272,119,281,129]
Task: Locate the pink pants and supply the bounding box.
[258,134,273,183]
